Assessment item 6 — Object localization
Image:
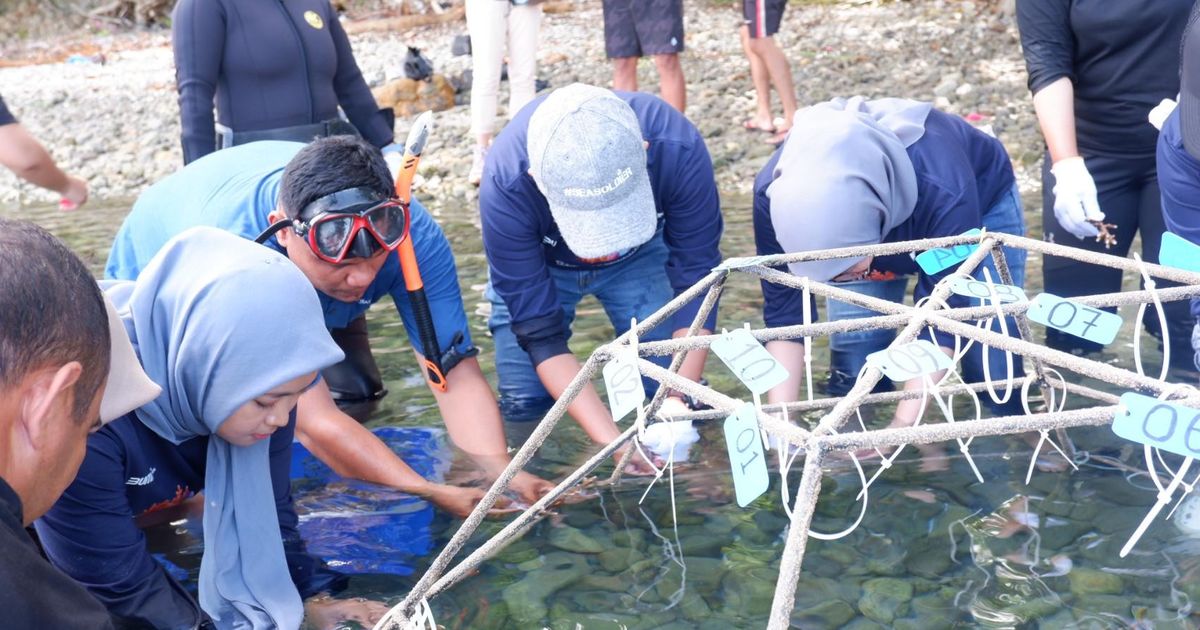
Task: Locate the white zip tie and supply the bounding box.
[1019,367,1077,483]
[976,267,1016,406]
[802,277,815,403]
[1132,253,1171,383]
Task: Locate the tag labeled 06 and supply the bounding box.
[866,339,953,382]
[1113,392,1200,459]
[602,350,644,421]
[1026,293,1121,346]
[723,402,770,507]
[711,327,789,395]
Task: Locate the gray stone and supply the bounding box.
[548,525,605,554]
[858,577,914,624]
[792,599,856,628]
[501,552,589,625]
[1067,568,1123,596]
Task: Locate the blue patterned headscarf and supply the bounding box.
[104,227,343,629]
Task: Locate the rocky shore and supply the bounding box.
[0,0,1041,215]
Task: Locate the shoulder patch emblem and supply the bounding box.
[304,10,325,29]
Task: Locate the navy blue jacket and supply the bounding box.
[0,478,115,629]
[1017,0,1191,158]
[480,91,723,366]
[34,412,342,629]
[755,109,1016,332]
[172,0,393,163]
[0,94,15,126]
[1157,108,1200,320]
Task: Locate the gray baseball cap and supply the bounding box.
[527,84,657,259]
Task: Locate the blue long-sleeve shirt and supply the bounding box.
[34,413,341,629]
[105,141,474,361]
[1016,0,1191,158]
[755,109,1015,333]
[1157,108,1200,320]
[172,0,392,164]
[480,91,723,366]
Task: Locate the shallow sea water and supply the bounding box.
[6,190,1200,629]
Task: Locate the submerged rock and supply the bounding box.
[1067,567,1124,596]
[501,552,589,625]
[858,577,914,624]
[548,525,605,554]
[793,599,856,628]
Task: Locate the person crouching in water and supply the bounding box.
[755,97,1034,470]
[35,228,387,629]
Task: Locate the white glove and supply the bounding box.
[382,143,404,181]
[1050,156,1104,239]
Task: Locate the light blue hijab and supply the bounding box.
[767,96,933,281]
[103,227,344,629]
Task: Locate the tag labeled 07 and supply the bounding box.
[724,402,770,507]
[914,229,982,275]
[1025,293,1121,346]
[711,327,789,395]
[602,350,644,421]
[866,339,953,382]
[1113,392,1200,458]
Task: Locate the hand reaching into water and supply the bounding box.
[304,595,390,630]
[421,483,517,518]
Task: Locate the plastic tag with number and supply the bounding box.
[602,349,644,421]
[949,276,1028,304]
[866,339,953,382]
[914,229,983,275]
[714,255,775,272]
[1026,293,1121,346]
[711,327,789,395]
[1113,393,1200,459]
[723,402,770,507]
[1159,233,1200,274]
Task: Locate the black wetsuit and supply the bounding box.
[172,0,393,164]
[1017,0,1194,362]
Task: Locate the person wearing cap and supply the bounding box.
[0,93,88,209]
[1158,5,1200,372]
[1017,0,1194,370]
[603,0,687,112]
[0,219,160,628]
[106,136,554,516]
[480,83,722,459]
[37,228,390,629]
[754,97,1030,462]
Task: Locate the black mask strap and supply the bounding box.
[254,219,295,245]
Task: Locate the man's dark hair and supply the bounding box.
[278,136,393,218]
[0,220,110,420]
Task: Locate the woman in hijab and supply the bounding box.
[35,227,386,629]
[754,97,1029,463]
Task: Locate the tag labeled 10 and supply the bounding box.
[602,350,645,421]
[723,402,770,507]
[710,327,790,395]
[1113,392,1200,458]
[866,339,953,382]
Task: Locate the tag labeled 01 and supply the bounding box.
[949,277,1027,304]
[602,350,644,421]
[1113,392,1200,458]
[711,327,789,395]
[1159,233,1200,274]
[723,402,770,507]
[1026,293,1121,346]
[866,339,953,382]
[914,229,982,275]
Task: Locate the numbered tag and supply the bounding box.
[866,339,953,382]
[711,327,790,395]
[602,350,645,421]
[1159,233,1200,274]
[1113,393,1200,458]
[1026,293,1121,346]
[949,276,1027,304]
[914,229,983,275]
[723,403,770,507]
[714,255,774,272]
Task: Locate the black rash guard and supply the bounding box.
[1017,0,1192,158]
[172,0,393,164]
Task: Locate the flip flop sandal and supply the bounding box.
[742,118,777,133]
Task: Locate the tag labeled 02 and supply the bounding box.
[949,277,1028,304]
[723,402,770,507]
[866,339,953,382]
[914,229,983,275]
[602,350,645,421]
[711,327,790,395]
[1113,393,1200,458]
[1026,293,1121,346]
[1159,232,1200,274]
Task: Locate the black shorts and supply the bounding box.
[743,0,786,38]
[602,0,685,59]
